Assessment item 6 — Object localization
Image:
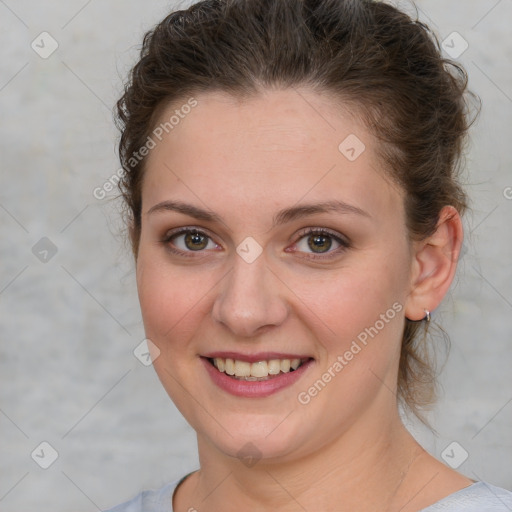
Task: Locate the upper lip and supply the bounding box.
[201,351,313,363]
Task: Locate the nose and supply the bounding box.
[211,253,289,338]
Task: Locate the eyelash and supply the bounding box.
[290,227,350,260]
[162,227,219,259]
[161,226,350,260]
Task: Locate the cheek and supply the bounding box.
[135,253,215,415]
[292,254,408,352]
[136,252,212,349]
[288,260,407,428]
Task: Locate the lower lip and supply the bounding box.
[201,357,314,398]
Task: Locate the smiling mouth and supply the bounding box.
[207,357,312,381]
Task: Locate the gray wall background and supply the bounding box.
[0,1,511,510]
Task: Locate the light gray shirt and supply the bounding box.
[104,478,512,511]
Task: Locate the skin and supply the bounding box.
[135,88,472,511]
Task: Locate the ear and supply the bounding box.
[404,205,463,321]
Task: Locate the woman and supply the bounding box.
[108,0,512,510]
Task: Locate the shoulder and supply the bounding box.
[103,480,180,512]
[421,482,512,511]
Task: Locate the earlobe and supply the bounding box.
[404,206,463,321]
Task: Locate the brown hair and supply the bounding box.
[115,0,476,421]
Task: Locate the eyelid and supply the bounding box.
[289,227,350,259]
[162,226,221,257]
[162,226,350,259]
[294,226,350,245]
[163,225,217,242]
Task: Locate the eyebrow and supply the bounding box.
[146,199,371,227]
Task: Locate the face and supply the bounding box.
[136,88,414,464]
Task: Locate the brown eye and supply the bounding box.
[292,228,350,260]
[307,233,333,253]
[184,231,209,251]
[164,228,218,255]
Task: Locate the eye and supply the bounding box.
[291,228,350,259]
[163,227,220,255]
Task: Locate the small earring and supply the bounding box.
[423,309,431,322]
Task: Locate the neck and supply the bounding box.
[186,408,424,512]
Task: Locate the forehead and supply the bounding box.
[142,88,403,224]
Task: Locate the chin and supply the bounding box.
[161,381,310,463]
[197,416,310,465]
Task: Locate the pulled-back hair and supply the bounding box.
[115,0,476,421]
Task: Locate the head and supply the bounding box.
[116,0,473,463]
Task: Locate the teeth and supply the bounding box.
[214,357,225,372]
[268,359,281,375]
[225,358,235,375]
[234,360,251,377]
[280,359,291,373]
[211,357,308,378]
[251,361,269,378]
